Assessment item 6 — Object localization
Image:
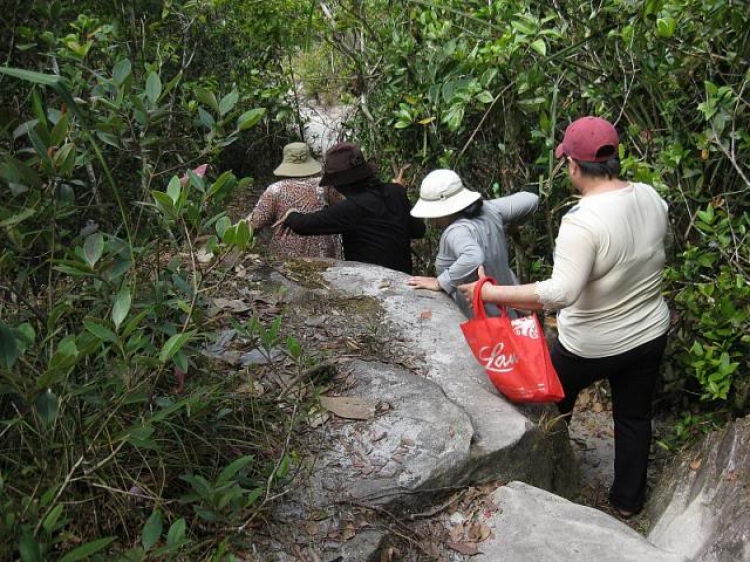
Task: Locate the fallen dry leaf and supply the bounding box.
[690,458,703,471]
[305,521,319,536]
[446,541,479,556]
[196,247,214,263]
[468,521,492,542]
[378,280,392,290]
[419,309,433,320]
[212,298,252,313]
[341,523,356,541]
[449,522,464,542]
[320,396,378,420]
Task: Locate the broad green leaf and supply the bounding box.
[159,331,195,364]
[36,390,58,425]
[0,66,61,86]
[530,38,547,56]
[142,511,162,551]
[19,532,43,562]
[16,323,36,353]
[166,176,181,205]
[145,73,162,104]
[50,113,70,145]
[234,220,251,248]
[83,320,118,344]
[112,287,132,330]
[195,88,219,112]
[217,455,255,485]
[207,172,236,199]
[219,91,239,116]
[0,207,36,228]
[215,216,231,240]
[83,233,105,267]
[198,108,215,129]
[237,108,265,131]
[42,504,64,534]
[113,59,132,86]
[166,519,186,548]
[151,191,175,210]
[0,322,19,369]
[59,537,115,562]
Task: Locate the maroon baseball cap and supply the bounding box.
[555,116,619,162]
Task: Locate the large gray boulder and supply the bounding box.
[455,481,687,562]
[322,263,577,496]
[296,359,474,510]
[646,416,750,562]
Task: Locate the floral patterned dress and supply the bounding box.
[249,177,342,259]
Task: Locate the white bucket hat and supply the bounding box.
[273,142,322,177]
[410,169,481,218]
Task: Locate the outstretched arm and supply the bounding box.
[459,219,596,311]
[283,199,359,235]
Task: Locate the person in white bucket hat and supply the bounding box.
[248,142,342,259]
[407,169,539,318]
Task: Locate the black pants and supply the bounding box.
[552,333,668,511]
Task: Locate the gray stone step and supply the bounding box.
[455,482,687,562]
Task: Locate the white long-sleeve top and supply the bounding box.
[535,183,670,358]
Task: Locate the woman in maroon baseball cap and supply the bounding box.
[459,116,671,518]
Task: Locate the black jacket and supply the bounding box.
[284,182,426,274]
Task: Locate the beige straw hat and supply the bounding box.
[273,142,322,177]
[410,169,481,218]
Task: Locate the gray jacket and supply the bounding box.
[436,192,539,318]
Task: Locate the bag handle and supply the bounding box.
[472,276,499,320]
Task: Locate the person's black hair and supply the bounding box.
[459,199,484,219]
[573,145,621,179]
[334,175,382,197]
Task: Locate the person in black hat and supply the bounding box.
[277,142,425,274]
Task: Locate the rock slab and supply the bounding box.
[646,416,750,562]
[322,263,577,496]
[301,359,473,510]
[457,482,687,562]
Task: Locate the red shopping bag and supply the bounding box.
[460,277,564,403]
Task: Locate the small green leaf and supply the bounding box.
[112,287,132,330]
[42,504,64,534]
[0,207,36,228]
[159,332,195,364]
[83,320,118,344]
[217,455,255,485]
[113,59,132,86]
[0,66,61,86]
[530,38,547,56]
[215,216,231,240]
[83,233,105,267]
[36,390,58,425]
[145,73,162,104]
[19,531,43,562]
[166,519,186,548]
[237,108,265,131]
[142,511,162,551]
[0,322,19,369]
[59,537,116,562]
[195,88,219,112]
[167,176,181,205]
[198,108,215,129]
[219,90,239,116]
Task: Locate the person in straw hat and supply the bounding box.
[249,142,342,259]
[277,142,425,274]
[407,169,538,318]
